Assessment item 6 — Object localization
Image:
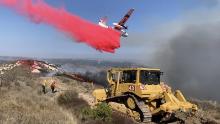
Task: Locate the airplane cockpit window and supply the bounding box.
[140,70,160,85]
[122,70,136,83]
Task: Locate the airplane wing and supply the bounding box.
[115,8,134,29]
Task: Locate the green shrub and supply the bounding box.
[81,103,112,122]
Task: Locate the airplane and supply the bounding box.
[98,8,134,37]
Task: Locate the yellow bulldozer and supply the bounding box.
[92,67,197,123]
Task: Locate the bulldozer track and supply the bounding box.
[105,95,127,103]
[105,94,152,123]
[132,95,152,123]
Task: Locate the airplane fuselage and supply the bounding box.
[98,8,134,38]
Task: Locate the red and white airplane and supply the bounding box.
[98,8,134,37]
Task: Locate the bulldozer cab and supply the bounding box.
[107,68,161,96]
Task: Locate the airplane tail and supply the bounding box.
[98,16,108,28]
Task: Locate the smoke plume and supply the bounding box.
[0,0,120,53]
[151,11,220,101]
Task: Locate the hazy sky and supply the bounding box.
[0,0,218,61]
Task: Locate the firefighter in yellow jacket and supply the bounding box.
[42,80,47,94]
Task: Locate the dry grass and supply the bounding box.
[58,91,89,117]
[0,67,76,124]
[0,90,75,124]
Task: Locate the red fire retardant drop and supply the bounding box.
[0,0,121,53]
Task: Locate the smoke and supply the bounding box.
[150,6,220,101]
[82,71,108,87]
[0,0,120,53]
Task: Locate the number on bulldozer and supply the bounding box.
[129,85,135,91]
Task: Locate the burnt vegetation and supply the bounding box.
[82,71,108,87]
